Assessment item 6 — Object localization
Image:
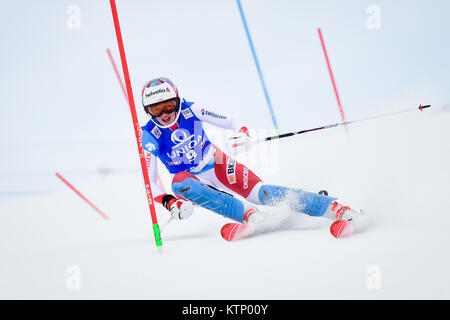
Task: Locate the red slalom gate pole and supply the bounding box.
[318,28,348,133]
[106,47,168,193]
[109,0,162,251]
[106,47,128,103]
[55,173,109,220]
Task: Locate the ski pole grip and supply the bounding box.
[265,132,294,141]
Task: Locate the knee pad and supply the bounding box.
[172,171,198,186]
[171,171,200,198]
[258,184,288,205]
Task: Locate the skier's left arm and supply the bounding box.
[190,103,246,131]
[190,104,251,153]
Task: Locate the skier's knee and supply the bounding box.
[172,171,198,184]
[258,184,288,205]
[172,171,199,196]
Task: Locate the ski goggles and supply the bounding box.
[145,98,179,118]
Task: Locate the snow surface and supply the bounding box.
[1,111,449,299]
[1,0,450,299]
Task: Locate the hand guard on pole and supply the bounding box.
[226,126,252,156]
[162,195,194,220]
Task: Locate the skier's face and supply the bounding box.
[156,111,177,126]
[146,99,178,126]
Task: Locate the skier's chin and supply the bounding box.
[157,112,176,126]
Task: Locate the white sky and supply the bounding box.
[1,0,449,193]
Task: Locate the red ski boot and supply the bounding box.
[325,201,370,238]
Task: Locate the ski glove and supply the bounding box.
[227,126,251,155]
[162,194,194,220]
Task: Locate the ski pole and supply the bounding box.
[160,216,174,234]
[248,104,431,144]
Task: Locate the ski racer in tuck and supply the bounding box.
[141,77,369,240]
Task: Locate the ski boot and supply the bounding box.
[324,201,370,238]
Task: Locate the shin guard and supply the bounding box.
[258,184,337,217]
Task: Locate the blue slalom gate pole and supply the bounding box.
[236,0,279,133]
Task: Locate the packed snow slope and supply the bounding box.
[2,0,450,299]
[1,110,449,299]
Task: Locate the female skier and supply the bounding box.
[141,77,369,240]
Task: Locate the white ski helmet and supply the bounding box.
[142,77,180,113]
[141,77,181,128]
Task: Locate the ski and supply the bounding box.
[330,208,370,238]
[330,220,355,238]
[221,208,293,241]
[221,223,257,241]
[222,216,360,241]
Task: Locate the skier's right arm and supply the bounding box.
[143,131,194,220]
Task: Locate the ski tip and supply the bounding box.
[330,220,355,238]
[419,104,431,111]
[221,223,241,241]
[221,223,255,241]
